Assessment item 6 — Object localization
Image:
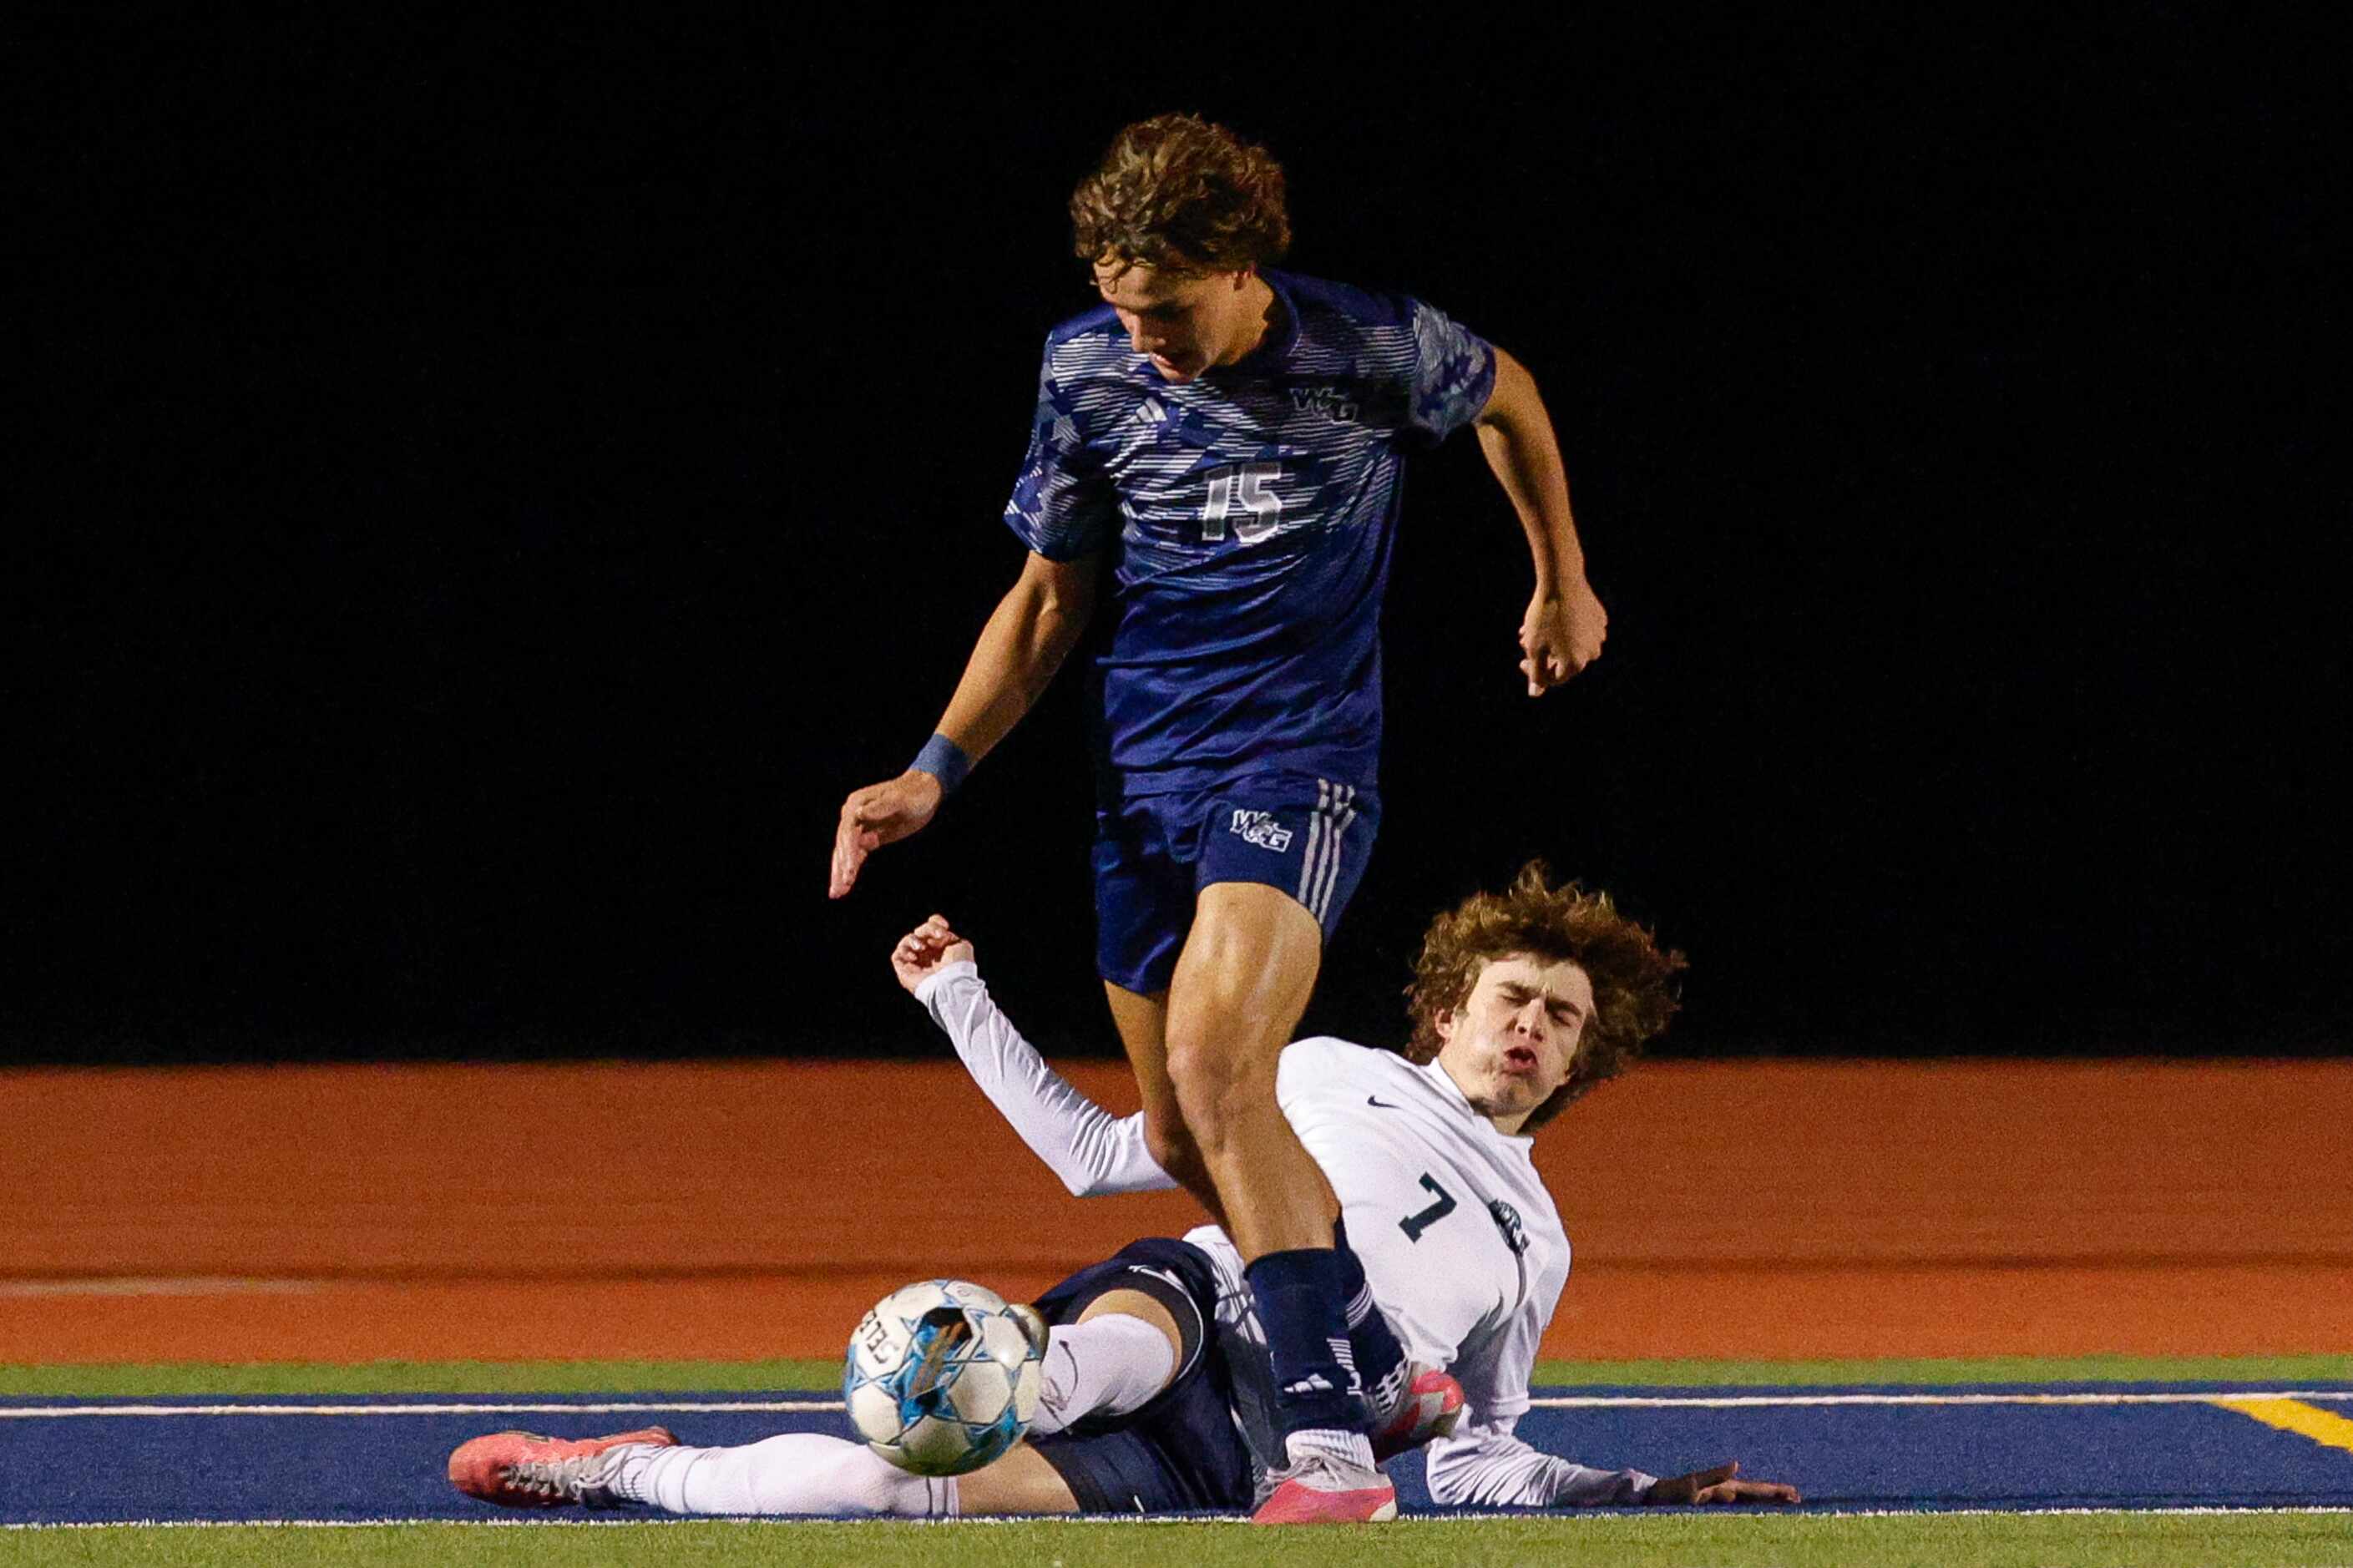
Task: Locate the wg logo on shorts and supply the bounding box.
[1228,810,1294,852]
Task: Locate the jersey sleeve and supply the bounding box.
[1424,1414,1657,1508]
[914,962,1177,1196]
[1402,298,1499,445]
[1003,343,1118,560]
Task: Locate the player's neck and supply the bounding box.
[1212,276,1282,369]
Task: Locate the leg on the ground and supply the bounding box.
[962,1290,1186,1513]
[1030,1288,1184,1437]
[1102,981,1223,1222]
[571,1297,1187,1519]
[615,1432,967,1516]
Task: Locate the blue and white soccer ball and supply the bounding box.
[843,1278,1047,1475]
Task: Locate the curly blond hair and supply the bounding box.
[1070,113,1291,275]
[1404,863,1687,1130]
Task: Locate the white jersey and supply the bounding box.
[916,962,1654,1507]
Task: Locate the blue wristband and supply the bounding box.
[910,732,972,795]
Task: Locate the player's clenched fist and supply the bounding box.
[830,771,945,898]
[892,913,975,993]
[1517,579,1607,696]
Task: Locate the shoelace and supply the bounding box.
[503,1453,606,1504]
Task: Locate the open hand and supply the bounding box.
[831,771,945,898]
[1645,1461,1802,1505]
[891,913,975,994]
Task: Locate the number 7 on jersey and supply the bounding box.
[1398,1171,1458,1242]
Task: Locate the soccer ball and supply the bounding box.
[843,1278,1046,1475]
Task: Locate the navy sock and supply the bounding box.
[1333,1219,1408,1413]
[1242,1247,1364,1436]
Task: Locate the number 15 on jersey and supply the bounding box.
[1202,462,1282,544]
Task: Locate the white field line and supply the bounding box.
[8,1506,2353,1530]
[3,1388,2350,1419]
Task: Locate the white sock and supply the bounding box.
[1283,1426,1376,1471]
[607,1434,958,1517]
[1030,1314,1178,1437]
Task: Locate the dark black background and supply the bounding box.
[13,14,2340,1065]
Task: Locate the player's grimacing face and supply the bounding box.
[1434,953,1593,1128]
[1093,259,1248,383]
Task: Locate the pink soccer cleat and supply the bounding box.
[447,1426,677,1510]
[1370,1363,1465,1461]
[1251,1448,1399,1525]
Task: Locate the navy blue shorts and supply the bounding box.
[1093,773,1380,995]
[1025,1238,1257,1515]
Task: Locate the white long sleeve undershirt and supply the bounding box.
[1425,1417,1654,1507]
[913,962,1177,1197]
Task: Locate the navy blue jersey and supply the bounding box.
[1003,269,1497,794]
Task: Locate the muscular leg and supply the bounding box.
[1161,882,1335,1257]
[1102,981,1224,1222]
[1161,882,1384,1484]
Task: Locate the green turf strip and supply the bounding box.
[5,1514,2352,1568]
[3,1353,2347,1399]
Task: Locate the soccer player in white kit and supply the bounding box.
[894,864,1800,1510]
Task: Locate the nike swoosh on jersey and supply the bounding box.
[1367,1095,1402,1109]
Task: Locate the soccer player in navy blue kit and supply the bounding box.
[830,113,1607,1523]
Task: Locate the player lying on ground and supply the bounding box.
[448,1234,1766,1519]
[830,113,1612,1520]
[893,866,1801,1510]
[447,868,1798,1518]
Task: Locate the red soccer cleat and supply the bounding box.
[447,1426,677,1510]
[1370,1364,1466,1461]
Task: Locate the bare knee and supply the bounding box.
[1163,1029,1277,1156]
[1141,1101,1209,1190]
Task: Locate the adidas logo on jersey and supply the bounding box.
[1228,810,1294,852]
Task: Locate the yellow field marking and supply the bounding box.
[2213,1397,2353,1454]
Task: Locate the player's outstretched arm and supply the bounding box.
[828,549,1099,898]
[892,914,1178,1198]
[1470,346,1607,696]
[1424,1424,1800,1509]
[1642,1460,1802,1506]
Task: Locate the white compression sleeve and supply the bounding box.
[1028,1315,1181,1437]
[615,1434,958,1517]
[913,962,1177,1196]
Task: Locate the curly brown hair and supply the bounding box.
[1404,862,1688,1131]
[1070,113,1292,276]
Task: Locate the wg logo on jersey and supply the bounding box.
[1488,1199,1530,1257]
[1228,810,1294,852]
[1288,384,1360,423]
